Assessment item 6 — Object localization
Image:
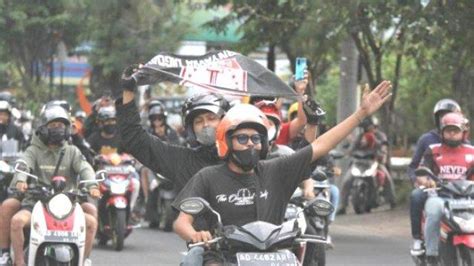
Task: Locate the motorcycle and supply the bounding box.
[0,139,21,203]
[146,173,177,231]
[285,169,334,266]
[349,150,386,214]
[12,159,105,266]
[179,197,331,265]
[95,153,136,251]
[411,167,474,266]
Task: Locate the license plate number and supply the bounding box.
[236,252,298,266]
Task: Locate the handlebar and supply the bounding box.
[188,237,223,248]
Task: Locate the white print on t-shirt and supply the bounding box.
[439,165,467,180]
[216,189,269,206]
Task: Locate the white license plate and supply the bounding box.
[236,252,298,266]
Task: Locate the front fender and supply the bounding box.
[453,235,474,248]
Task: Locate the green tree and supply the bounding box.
[0,0,85,102]
[83,0,188,97]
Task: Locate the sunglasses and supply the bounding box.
[232,134,263,145]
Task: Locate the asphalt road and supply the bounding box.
[91,207,413,265]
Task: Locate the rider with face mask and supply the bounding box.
[172,80,391,264]
[87,106,121,155]
[0,100,25,151]
[416,112,474,265]
[1,105,100,266]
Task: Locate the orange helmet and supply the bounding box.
[216,104,269,159]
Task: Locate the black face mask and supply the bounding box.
[445,139,462,148]
[230,148,260,172]
[102,124,117,135]
[48,127,66,145]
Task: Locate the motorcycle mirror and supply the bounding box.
[79,170,107,185]
[312,169,328,182]
[415,167,434,178]
[329,149,344,159]
[179,197,223,226]
[14,159,38,181]
[0,160,11,173]
[179,197,207,215]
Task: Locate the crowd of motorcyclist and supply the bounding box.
[0,60,471,266]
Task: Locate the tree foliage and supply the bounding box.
[83,0,188,97]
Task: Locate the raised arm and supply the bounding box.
[310,81,392,162]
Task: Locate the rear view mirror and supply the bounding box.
[179,197,207,215]
[415,167,434,178]
[329,149,344,159]
[14,159,38,180]
[79,170,107,184]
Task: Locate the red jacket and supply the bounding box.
[422,143,474,180]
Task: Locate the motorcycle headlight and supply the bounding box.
[453,216,474,233]
[285,204,299,220]
[48,194,73,220]
[351,167,362,177]
[110,181,128,194]
[362,162,378,176]
[309,199,334,217]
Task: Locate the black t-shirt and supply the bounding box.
[173,145,313,227]
[87,132,122,155]
[116,99,221,191]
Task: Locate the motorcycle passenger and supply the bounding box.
[0,100,25,151]
[409,99,464,255]
[172,81,392,265]
[338,117,396,214]
[417,112,474,265]
[142,100,183,226]
[7,105,100,266]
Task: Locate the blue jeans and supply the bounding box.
[410,188,428,239]
[424,196,445,256]
[181,246,204,266]
[329,185,339,222]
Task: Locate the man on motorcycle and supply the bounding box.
[5,105,100,266]
[415,112,474,265]
[142,99,183,227]
[172,81,392,264]
[0,100,25,151]
[338,116,396,214]
[409,99,463,255]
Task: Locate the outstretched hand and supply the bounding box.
[358,81,392,117]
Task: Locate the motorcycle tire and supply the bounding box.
[458,244,473,266]
[313,243,326,266]
[162,199,174,232]
[351,180,370,214]
[111,209,127,251]
[439,236,458,266]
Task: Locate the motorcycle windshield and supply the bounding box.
[225,220,299,251]
[442,180,474,198]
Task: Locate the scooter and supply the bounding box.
[411,167,474,266]
[146,173,177,231]
[286,169,334,266]
[179,197,331,265]
[12,159,105,266]
[0,139,20,203]
[349,151,386,214]
[95,153,136,251]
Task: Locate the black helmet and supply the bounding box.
[41,100,72,115]
[359,117,374,131]
[0,100,12,114]
[181,93,229,144]
[97,106,116,122]
[148,100,167,121]
[433,99,461,129]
